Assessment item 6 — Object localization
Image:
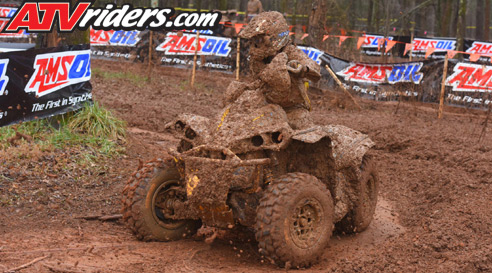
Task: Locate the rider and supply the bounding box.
[225,11,321,130]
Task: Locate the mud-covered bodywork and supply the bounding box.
[165,96,374,226]
[293,125,374,171]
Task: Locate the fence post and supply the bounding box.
[438,54,449,119]
[191,31,199,88]
[147,31,153,82]
[236,37,241,81]
[324,65,362,110]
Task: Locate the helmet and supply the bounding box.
[239,12,290,60]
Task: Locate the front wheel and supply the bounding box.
[255,173,334,268]
[121,159,201,241]
[336,155,379,234]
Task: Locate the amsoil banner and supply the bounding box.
[0,6,29,39]
[0,44,92,127]
[156,31,235,71]
[360,33,395,56]
[320,53,492,108]
[445,62,492,107]
[320,53,444,102]
[90,29,141,47]
[410,37,459,59]
[0,18,29,38]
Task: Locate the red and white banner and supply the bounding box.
[0,19,28,38]
[156,32,232,57]
[446,63,492,92]
[90,29,141,47]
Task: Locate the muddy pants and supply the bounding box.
[286,107,314,130]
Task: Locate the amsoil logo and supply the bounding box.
[338,63,423,84]
[0,59,9,96]
[0,7,17,18]
[412,38,456,52]
[446,63,492,92]
[361,34,394,48]
[26,50,91,97]
[2,1,220,33]
[0,19,26,37]
[466,41,492,55]
[90,29,140,46]
[157,32,231,57]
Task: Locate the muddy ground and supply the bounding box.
[0,60,491,272]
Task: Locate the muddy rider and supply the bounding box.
[225,11,321,130]
[245,0,263,22]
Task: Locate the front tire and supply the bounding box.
[255,173,334,268]
[336,155,379,234]
[121,159,200,241]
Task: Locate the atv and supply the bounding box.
[121,88,379,268]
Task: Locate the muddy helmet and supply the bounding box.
[239,11,290,60]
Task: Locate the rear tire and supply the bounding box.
[336,155,379,234]
[121,159,200,241]
[255,173,334,268]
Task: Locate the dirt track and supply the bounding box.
[0,60,491,272]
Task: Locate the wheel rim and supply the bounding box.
[151,180,187,230]
[290,198,324,249]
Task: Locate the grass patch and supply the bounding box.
[92,67,148,87]
[0,102,126,159]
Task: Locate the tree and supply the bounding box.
[485,0,490,40]
[36,0,90,48]
[456,0,466,54]
[440,0,453,36]
[367,0,374,32]
[476,0,484,40]
[308,0,327,49]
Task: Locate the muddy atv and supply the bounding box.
[121,89,378,268]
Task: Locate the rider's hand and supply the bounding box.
[287,60,303,74]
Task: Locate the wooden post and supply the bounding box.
[147,31,153,82]
[324,65,362,110]
[191,31,199,88]
[438,55,449,119]
[236,37,241,81]
[409,30,414,61]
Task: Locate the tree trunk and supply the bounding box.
[218,0,227,10]
[281,0,287,14]
[477,0,484,40]
[292,0,298,26]
[485,0,490,40]
[382,0,390,63]
[36,0,90,48]
[456,0,467,58]
[374,0,380,33]
[367,0,374,32]
[440,0,452,36]
[308,0,327,49]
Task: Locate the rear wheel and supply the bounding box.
[336,155,379,234]
[121,160,200,241]
[255,173,334,268]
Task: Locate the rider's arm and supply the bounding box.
[259,52,291,92]
[284,45,321,82]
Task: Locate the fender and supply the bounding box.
[292,125,375,222]
[292,125,374,171]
